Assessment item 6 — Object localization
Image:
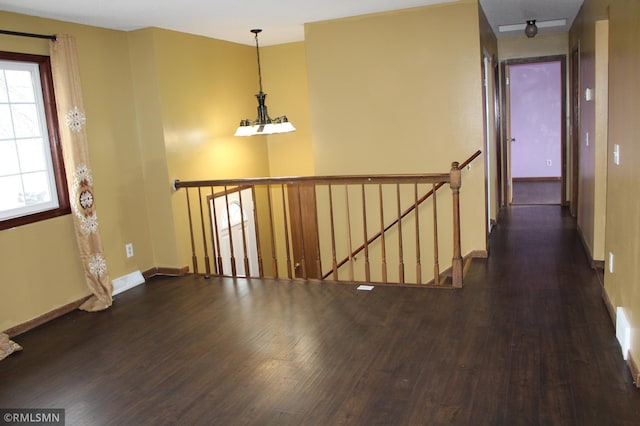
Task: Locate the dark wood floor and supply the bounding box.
[513,180,562,205]
[1,205,639,425]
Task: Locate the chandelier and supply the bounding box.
[234,29,295,137]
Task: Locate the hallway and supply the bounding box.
[470,205,640,423]
[512,180,563,205]
[0,205,639,424]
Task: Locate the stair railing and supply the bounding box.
[173,151,481,288]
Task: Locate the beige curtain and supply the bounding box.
[50,35,113,311]
[0,333,22,361]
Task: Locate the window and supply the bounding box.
[0,51,69,230]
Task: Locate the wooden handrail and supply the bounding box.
[174,149,481,287]
[322,150,482,279]
[174,173,450,190]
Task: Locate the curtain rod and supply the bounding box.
[0,29,56,41]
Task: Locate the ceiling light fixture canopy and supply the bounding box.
[234,29,295,137]
[524,20,538,38]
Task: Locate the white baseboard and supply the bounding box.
[112,270,145,296]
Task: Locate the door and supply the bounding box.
[287,184,321,279]
[210,188,259,277]
[502,63,514,204]
[482,53,500,235]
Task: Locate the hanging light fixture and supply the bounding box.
[234,29,295,137]
[524,20,538,38]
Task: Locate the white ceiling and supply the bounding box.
[479,0,584,38]
[0,0,584,46]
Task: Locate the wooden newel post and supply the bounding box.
[450,161,463,288]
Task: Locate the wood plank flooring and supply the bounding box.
[512,180,562,205]
[1,205,639,425]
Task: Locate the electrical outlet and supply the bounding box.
[546,159,552,167]
[126,243,134,258]
[609,252,614,274]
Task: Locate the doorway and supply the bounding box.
[501,56,567,206]
[287,184,321,279]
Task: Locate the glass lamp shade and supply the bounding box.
[235,120,296,137]
[525,20,538,38]
[276,121,296,133]
[234,123,255,137]
[257,123,276,134]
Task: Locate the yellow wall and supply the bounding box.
[0,15,275,331]
[153,30,269,181]
[598,0,640,366]
[570,11,609,264]
[592,20,608,263]
[0,12,153,331]
[498,33,569,59]
[129,28,271,270]
[572,0,640,369]
[128,29,178,268]
[304,0,488,259]
[478,4,499,229]
[262,42,315,177]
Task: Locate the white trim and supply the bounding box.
[112,270,145,296]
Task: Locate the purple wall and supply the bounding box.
[510,61,562,178]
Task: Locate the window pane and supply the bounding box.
[0,70,8,102]
[0,138,19,176]
[5,69,36,103]
[17,138,47,173]
[0,175,24,210]
[21,171,52,206]
[0,104,14,139]
[0,53,69,228]
[11,104,41,138]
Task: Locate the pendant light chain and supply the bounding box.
[234,29,296,136]
[253,30,264,94]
